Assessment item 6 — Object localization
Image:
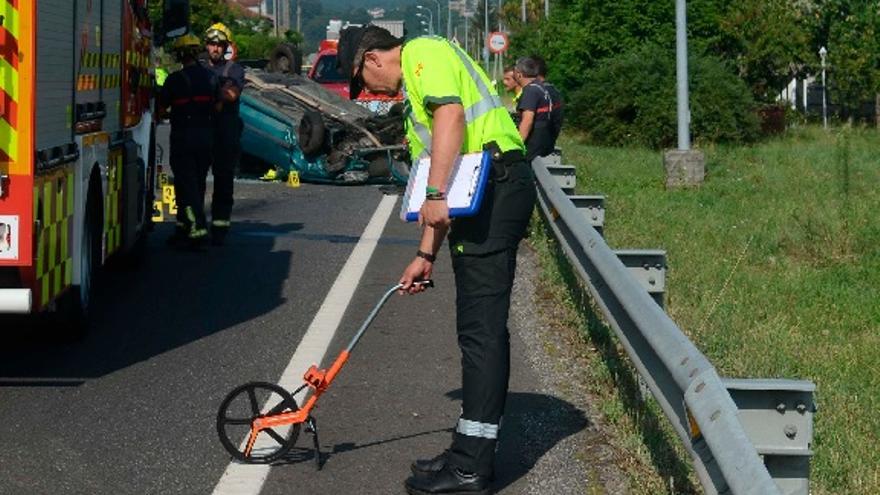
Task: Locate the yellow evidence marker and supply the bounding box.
[287,171,300,188]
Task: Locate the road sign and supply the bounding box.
[487,32,509,54]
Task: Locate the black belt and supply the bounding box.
[484,141,526,182]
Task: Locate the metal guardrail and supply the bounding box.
[531,152,816,495]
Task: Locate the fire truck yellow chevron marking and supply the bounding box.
[33,168,75,309]
[0,2,19,40]
[0,58,19,100]
[0,117,17,161]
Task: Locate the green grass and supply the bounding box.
[537,126,880,494]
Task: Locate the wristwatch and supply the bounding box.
[416,250,436,263]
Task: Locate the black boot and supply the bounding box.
[411,450,449,477]
[404,464,491,495]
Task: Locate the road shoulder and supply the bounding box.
[506,243,628,494]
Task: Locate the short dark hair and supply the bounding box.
[530,54,547,77]
[503,65,515,74]
[515,57,540,78]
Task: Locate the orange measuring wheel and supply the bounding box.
[215,280,433,467]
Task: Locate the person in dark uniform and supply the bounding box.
[338,27,536,495]
[531,54,564,151]
[514,57,558,163]
[157,34,218,250]
[202,23,245,245]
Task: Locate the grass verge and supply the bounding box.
[532,126,879,494]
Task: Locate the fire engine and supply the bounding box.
[0,0,159,330]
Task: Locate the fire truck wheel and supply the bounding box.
[58,169,102,336]
[298,110,325,157]
[268,43,302,76]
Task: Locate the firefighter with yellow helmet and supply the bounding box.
[202,22,245,246]
[158,34,219,250]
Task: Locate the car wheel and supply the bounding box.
[298,110,326,157]
[268,43,302,76]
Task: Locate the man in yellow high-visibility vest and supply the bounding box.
[339,26,536,495]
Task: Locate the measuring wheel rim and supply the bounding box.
[216,381,302,464]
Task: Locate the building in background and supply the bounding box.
[230,0,293,34]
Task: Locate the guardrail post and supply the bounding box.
[614,249,666,307]
[545,147,563,166]
[723,379,816,495]
[570,195,605,236]
[546,165,577,195]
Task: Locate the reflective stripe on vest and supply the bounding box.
[406,37,505,158]
[445,41,504,124]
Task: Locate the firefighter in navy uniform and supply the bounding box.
[514,57,558,163]
[338,27,536,495]
[202,23,245,245]
[158,34,218,250]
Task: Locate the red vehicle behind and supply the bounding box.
[308,40,402,113]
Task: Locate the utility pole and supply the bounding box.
[447,1,452,39]
[664,0,704,188]
[675,0,689,150]
[483,0,489,73]
[819,46,828,129]
[297,0,302,34]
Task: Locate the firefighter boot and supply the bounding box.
[404,464,491,495]
[187,228,209,252]
[179,207,208,252]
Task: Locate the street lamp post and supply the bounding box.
[819,46,828,129]
[416,7,434,35]
[425,0,443,37]
[419,19,431,34]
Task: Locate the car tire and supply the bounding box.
[298,110,325,157]
[268,43,302,76]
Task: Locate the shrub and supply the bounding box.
[568,44,760,148]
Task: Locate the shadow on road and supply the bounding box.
[269,390,589,491]
[0,220,302,384]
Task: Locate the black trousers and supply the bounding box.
[169,133,212,234]
[211,114,242,225]
[446,157,536,476]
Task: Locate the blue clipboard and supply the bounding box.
[400,151,492,222]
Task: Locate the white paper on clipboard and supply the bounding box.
[400,151,490,222]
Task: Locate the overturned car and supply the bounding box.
[239,70,410,184]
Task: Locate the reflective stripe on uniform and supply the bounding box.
[456,418,499,439]
[402,36,518,160]
[211,219,231,228]
[445,41,504,124]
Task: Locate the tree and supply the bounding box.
[714,0,812,103]
[810,1,880,118]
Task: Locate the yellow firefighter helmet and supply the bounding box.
[172,33,202,51]
[205,23,233,44]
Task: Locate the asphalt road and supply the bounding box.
[0,176,594,494]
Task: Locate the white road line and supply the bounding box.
[212,194,398,495]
